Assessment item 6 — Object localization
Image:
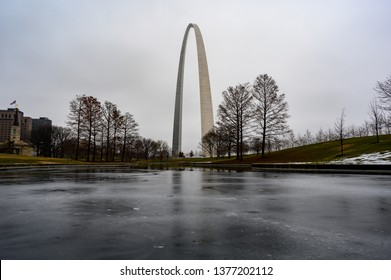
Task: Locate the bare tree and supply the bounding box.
[287,131,297,148]
[65,96,145,162]
[215,125,231,158]
[67,94,85,160]
[303,129,314,145]
[252,74,290,157]
[51,126,72,158]
[102,101,116,161]
[384,114,391,134]
[334,109,346,156]
[368,98,382,143]
[111,108,124,161]
[133,137,144,160]
[121,112,139,162]
[315,128,326,143]
[141,138,156,160]
[375,75,391,111]
[250,137,262,156]
[216,119,235,158]
[99,122,105,161]
[357,123,367,138]
[347,125,358,138]
[155,140,170,160]
[200,127,221,157]
[201,125,235,158]
[360,121,371,137]
[201,129,217,157]
[81,96,101,161]
[91,108,103,162]
[217,83,253,160]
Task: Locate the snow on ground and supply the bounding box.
[330,151,391,165]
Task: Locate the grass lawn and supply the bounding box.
[219,135,391,164]
[0,154,82,165]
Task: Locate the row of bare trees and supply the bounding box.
[50,125,170,161]
[298,75,391,156]
[26,94,169,161]
[51,94,169,162]
[334,75,391,156]
[371,75,391,142]
[201,74,291,160]
[201,74,391,160]
[66,95,139,161]
[33,74,390,161]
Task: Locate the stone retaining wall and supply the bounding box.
[252,163,391,175]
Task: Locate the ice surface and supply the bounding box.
[1,167,391,259]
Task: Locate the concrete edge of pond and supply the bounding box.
[0,163,139,171]
[189,162,252,170]
[252,163,391,175]
[1,162,391,175]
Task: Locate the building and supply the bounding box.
[32,117,52,131]
[0,108,34,156]
[31,117,53,157]
[0,108,32,143]
[0,108,52,156]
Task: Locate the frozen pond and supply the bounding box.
[0,167,390,259]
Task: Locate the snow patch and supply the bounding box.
[330,151,391,165]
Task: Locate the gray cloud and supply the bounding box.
[1,0,390,152]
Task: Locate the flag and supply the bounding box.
[10,100,16,105]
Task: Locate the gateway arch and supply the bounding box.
[172,23,214,157]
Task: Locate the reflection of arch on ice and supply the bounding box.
[172,23,214,157]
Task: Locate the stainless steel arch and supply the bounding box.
[172,23,214,157]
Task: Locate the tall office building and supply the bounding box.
[32,117,52,130]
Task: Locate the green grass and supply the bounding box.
[0,154,83,165]
[219,135,391,164]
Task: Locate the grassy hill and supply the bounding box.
[219,135,391,164]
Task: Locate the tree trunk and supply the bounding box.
[100,127,104,161]
[236,109,240,160]
[106,126,110,161]
[75,121,80,160]
[240,118,243,161]
[92,132,96,162]
[261,123,266,157]
[86,123,92,162]
[121,130,127,162]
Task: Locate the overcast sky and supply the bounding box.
[1,0,390,152]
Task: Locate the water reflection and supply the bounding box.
[1,168,391,259]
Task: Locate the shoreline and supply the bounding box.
[252,163,391,175]
[1,161,391,175]
[0,163,139,171]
